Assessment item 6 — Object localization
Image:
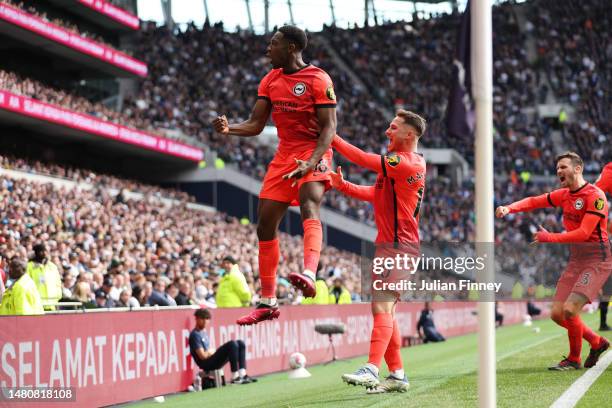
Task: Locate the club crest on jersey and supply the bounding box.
[293,82,306,96]
[574,198,584,210]
[595,197,605,211]
[314,158,329,173]
[386,154,400,167]
[326,86,336,100]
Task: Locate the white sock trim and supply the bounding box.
[365,363,379,375]
[391,369,405,379]
[303,269,315,281]
[239,368,246,377]
[260,297,277,306]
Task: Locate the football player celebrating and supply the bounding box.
[497,152,610,370]
[331,110,427,393]
[213,26,337,325]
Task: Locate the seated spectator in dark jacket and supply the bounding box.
[175,282,193,306]
[189,309,256,384]
[148,279,177,306]
[94,289,116,308]
[417,302,446,343]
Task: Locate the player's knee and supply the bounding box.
[256,223,273,240]
[562,305,578,320]
[550,309,564,325]
[227,340,238,350]
[236,339,245,349]
[299,201,319,220]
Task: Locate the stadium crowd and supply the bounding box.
[0,0,133,54]
[531,0,610,171]
[0,160,364,310]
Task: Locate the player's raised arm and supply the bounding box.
[212,98,271,137]
[496,189,563,218]
[330,166,375,202]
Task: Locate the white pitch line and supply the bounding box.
[550,349,612,408]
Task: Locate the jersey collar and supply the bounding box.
[570,182,589,194]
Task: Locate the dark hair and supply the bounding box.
[222,256,237,264]
[33,243,46,253]
[9,257,26,274]
[396,110,427,138]
[195,308,211,319]
[556,151,583,168]
[278,25,307,51]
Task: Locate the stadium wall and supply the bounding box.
[0,302,548,407]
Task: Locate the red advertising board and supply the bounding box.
[0,302,545,407]
[77,0,140,30]
[0,90,203,162]
[0,3,146,77]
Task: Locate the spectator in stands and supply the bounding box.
[301,262,329,305]
[215,256,251,308]
[417,302,446,343]
[117,289,140,308]
[94,289,115,308]
[72,282,96,309]
[0,257,44,315]
[27,243,61,310]
[175,282,194,306]
[189,309,256,384]
[148,279,176,306]
[61,272,75,299]
[329,277,352,304]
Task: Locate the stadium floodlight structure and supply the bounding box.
[471,0,496,407]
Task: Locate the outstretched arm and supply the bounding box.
[332,135,382,173]
[212,98,271,137]
[330,166,375,203]
[496,191,560,218]
[535,213,601,243]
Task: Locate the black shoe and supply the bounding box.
[584,338,609,368]
[230,377,246,385]
[599,325,610,331]
[242,375,258,383]
[548,357,581,371]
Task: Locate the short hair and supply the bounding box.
[556,151,583,168]
[222,256,236,264]
[194,308,211,320]
[10,257,26,274]
[278,25,307,51]
[33,243,46,253]
[396,110,427,138]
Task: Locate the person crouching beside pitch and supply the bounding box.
[189,309,257,384]
[331,110,427,393]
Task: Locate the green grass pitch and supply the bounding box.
[133,313,610,408]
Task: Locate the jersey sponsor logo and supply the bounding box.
[594,197,605,211]
[386,154,400,167]
[574,198,584,210]
[293,82,306,96]
[326,86,336,101]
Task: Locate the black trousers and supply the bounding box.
[423,327,445,343]
[197,340,246,372]
[600,301,609,327]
